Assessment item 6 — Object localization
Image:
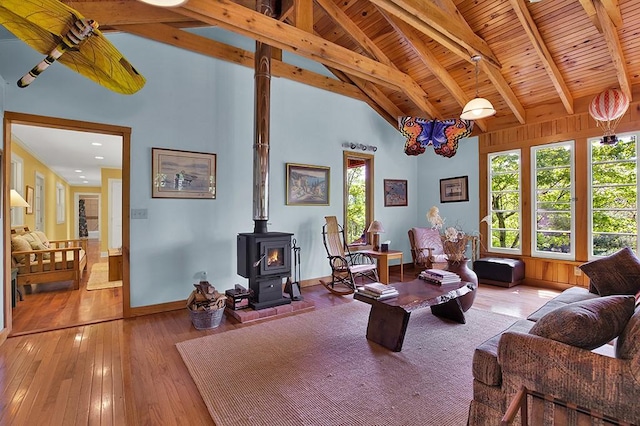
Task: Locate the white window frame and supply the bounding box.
[588,131,640,259]
[10,154,25,227]
[530,141,575,261]
[56,182,65,224]
[487,149,522,255]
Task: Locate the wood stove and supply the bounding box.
[237,232,292,309]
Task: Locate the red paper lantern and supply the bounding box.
[589,89,629,144]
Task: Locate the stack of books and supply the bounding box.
[356,282,399,300]
[419,269,461,285]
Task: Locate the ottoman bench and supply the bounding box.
[473,257,525,288]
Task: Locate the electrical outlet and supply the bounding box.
[574,266,582,276]
[131,208,148,219]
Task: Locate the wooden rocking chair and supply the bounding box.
[320,216,379,295]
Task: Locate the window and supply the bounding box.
[344,151,374,245]
[56,183,65,224]
[589,133,639,257]
[488,150,521,253]
[531,142,575,259]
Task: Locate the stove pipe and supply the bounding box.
[253,0,277,234]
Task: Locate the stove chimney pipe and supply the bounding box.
[253,0,277,234]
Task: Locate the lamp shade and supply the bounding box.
[367,220,385,234]
[136,0,188,6]
[10,189,29,208]
[460,97,496,120]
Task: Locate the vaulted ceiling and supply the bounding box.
[52,0,640,133]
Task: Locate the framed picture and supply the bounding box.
[286,163,330,205]
[152,148,216,199]
[25,185,34,214]
[440,176,469,203]
[384,179,408,207]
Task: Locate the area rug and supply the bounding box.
[176,301,518,426]
[86,263,122,290]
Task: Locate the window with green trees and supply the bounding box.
[488,150,521,253]
[532,142,574,259]
[590,133,638,257]
[344,152,373,245]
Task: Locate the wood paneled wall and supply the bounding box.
[478,100,640,290]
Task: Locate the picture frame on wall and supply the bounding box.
[286,163,330,206]
[440,176,469,203]
[383,179,408,207]
[25,185,34,214]
[152,148,216,199]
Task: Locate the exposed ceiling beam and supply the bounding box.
[600,0,623,28]
[368,0,501,69]
[380,11,487,131]
[314,0,439,118]
[509,0,574,114]
[578,0,602,32]
[293,0,313,32]
[65,1,194,26]
[593,0,631,99]
[113,23,365,102]
[173,0,417,93]
[328,68,401,127]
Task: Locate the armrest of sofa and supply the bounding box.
[48,238,88,252]
[498,331,640,424]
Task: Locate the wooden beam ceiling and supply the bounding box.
[593,0,631,99]
[509,0,574,114]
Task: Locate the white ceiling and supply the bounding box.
[11,124,122,187]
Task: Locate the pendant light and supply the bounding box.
[136,0,188,7]
[461,55,496,120]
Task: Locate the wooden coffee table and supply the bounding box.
[354,279,477,352]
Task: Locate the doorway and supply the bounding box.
[3,111,131,336]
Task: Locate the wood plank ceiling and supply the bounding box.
[57,0,639,133]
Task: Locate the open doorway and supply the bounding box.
[4,111,130,336]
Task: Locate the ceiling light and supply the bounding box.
[75,169,83,173]
[136,0,188,6]
[461,55,496,120]
[95,156,104,160]
[91,142,102,146]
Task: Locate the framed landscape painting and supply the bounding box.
[384,179,408,207]
[286,163,330,205]
[440,175,469,203]
[152,148,216,199]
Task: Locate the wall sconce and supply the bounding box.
[367,220,385,251]
[341,142,378,152]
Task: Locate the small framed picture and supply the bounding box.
[286,163,330,205]
[152,148,216,199]
[440,176,469,203]
[384,179,408,207]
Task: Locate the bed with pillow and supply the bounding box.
[10,226,88,291]
[468,247,640,425]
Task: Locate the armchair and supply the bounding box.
[408,227,447,272]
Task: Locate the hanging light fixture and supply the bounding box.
[136,0,188,7]
[461,55,496,120]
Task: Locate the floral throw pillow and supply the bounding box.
[579,247,640,296]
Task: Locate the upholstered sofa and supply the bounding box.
[468,247,640,425]
[10,226,88,291]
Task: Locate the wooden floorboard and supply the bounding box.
[0,265,560,425]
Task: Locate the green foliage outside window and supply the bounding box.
[591,136,638,256]
[346,165,366,244]
[489,151,521,250]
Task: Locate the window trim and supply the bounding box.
[343,151,374,247]
[56,182,65,224]
[530,140,576,261]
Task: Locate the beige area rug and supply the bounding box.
[177,301,518,426]
[86,263,122,291]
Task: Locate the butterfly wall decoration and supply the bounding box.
[398,116,474,158]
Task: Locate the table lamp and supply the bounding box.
[10,189,29,208]
[367,220,385,251]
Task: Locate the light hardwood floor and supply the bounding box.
[1,258,560,425]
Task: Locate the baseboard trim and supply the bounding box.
[129,300,186,317]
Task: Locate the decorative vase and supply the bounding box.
[444,258,477,312]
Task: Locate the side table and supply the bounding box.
[108,248,123,281]
[359,249,404,284]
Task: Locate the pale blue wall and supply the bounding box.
[0,33,425,307]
